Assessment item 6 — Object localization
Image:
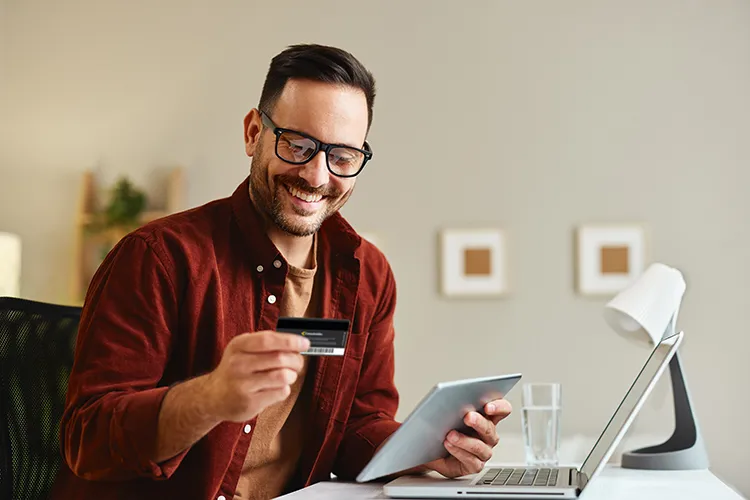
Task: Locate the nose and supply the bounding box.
[298,150,330,189]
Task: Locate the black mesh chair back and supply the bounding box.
[0,297,81,500]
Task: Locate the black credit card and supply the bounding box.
[276,317,350,356]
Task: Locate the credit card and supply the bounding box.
[276,317,350,356]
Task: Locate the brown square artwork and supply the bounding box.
[600,245,629,274]
[464,248,492,276]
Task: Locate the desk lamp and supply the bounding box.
[603,262,709,470]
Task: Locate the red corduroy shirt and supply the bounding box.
[50,177,401,500]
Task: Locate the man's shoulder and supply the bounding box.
[352,235,398,320]
[326,214,394,282]
[356,237,390,273]
[355,235,396,303]
[128,196,233,260]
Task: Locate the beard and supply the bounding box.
[249,146,352,237]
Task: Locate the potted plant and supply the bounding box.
[85,176,147,259]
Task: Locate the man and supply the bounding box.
[51,44,512,500]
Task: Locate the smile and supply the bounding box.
[284,183,324,203]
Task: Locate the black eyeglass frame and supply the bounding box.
[259,110,373,178]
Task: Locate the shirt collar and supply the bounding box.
[230,176,362,264]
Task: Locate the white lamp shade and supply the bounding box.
[603,262,686,345]
[0,232,22,297]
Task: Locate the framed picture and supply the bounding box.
[575,224,647,296]
[440,228,508,297]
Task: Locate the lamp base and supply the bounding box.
[621,441,709,470]
[621,349,710,470]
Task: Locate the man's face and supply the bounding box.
[244,79,369,237]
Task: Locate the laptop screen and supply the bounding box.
[579,333,682,483]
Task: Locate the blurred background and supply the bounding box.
[1,0,748,495]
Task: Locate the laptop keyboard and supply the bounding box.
[478,468,560,487]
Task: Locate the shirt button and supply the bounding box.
[256,265,264,272]
[218,496,226,500]
[267,295,276,304]
[244,424,252,434]
[273,259,282,268]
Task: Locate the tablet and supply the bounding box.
[356,373,522,483]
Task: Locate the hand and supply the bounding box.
[424,399,512,479]
[206,331,310,422]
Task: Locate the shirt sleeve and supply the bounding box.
[59,233,185,481]
[332,261,402,480]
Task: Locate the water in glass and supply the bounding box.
[521,383,561,467]
[521,405,561,466]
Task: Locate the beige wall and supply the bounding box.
[1,0,749,495]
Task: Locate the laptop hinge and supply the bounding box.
[576,470,589,490]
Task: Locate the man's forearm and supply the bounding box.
[153,374,222,463]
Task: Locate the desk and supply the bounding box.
[278,466,745,499]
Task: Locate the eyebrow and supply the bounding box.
[263,111,365,150]
[295,127,362,150]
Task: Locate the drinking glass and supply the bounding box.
[521,383,562,467]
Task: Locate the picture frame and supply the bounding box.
[575,223,647,296]
[439,228,509,297]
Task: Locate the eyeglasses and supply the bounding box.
[260,110,373,178]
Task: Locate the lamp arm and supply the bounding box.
[633,351,698,452]
[621,341,710,470]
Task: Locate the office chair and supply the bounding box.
[0,297,81,500]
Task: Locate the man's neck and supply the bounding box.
[266,226,315,270]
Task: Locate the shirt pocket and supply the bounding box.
[324,331,368,424]
[344,330,367,361]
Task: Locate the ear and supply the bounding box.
[243,108,263,157]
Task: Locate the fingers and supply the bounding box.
[446,430,494,463]
[247,385,293,410]
[220,334,308,396]
[465,411,499,447]
[232,331,311,354]
[234,351,305,375]
[444,437,486,474]
[485,399,513,425]
[246,368,299,392]
[210,331,310,423]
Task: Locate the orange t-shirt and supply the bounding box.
[233,243,320,500]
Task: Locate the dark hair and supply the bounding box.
[258,44,376,129]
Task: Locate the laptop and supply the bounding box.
[383,331,683,499]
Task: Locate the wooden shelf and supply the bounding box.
[77,209,172,226]
[71,167,184,304]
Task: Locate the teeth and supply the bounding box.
[288,185,322,203]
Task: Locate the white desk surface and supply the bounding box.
[278,466,746,499]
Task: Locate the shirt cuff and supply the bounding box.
[110,386,188,479]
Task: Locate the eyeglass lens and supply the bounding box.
[276,131,365,176]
